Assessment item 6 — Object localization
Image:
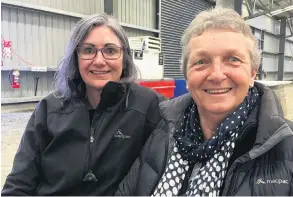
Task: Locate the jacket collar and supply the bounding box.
[159,82,293,147]
[249,82,293,159]
[67,78,128,111]
[159,93,193,125]
[96,81,127,111]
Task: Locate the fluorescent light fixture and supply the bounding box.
[271,5,293,16]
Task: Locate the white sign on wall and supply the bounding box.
[31,67,47,72]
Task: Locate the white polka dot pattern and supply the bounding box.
[152,144,189,196]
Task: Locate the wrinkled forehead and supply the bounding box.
[188,28,254,56]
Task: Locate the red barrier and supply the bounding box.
[138,79,175,98]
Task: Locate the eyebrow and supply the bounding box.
[192,48,246,58]
[81,43,120,47]
[81,43,95,47]
[104,43,121,47]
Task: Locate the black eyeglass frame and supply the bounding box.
[76,44,125,60]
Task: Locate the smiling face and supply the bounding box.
[186,28,258,118]
[77,25,123,91]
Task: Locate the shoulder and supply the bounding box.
[274,119,293,154]
[129,83,163,99]
[141,119,170,159]
[40,93,62,106]
[35,93,79,114]
[34,93,61,113]
[285,119,293,131]
[276,121,293,158]
[268,126,293,162]
[127,83,166,107]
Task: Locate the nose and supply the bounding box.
[93,50,106,66]
[207,59,227,82]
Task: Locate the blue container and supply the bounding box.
[174,79,188,97]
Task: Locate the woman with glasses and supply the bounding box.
[2,13,164,196]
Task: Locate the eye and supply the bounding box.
[195,60,205,65]
[103,46,119,55]
[229,56,240,62]
[189,59,209,70]
[81,46,95,54]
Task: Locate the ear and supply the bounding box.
[186,83,189,91]
[250,67,258,87]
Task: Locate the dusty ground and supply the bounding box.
[1,84,293,189]
[1,112,33,189]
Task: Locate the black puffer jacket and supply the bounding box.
[2,82,165,196]
[116,82,293,196]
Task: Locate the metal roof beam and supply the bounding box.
[244,3,292,20]
[245,0,254,15]
[287,17,293,36]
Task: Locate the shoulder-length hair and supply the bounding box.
[53,13,139,101]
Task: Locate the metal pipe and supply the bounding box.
[277,18,286,81]
[34,76,39,96]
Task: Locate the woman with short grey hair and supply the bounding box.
[2,13,164,196]
[116,7,293,196]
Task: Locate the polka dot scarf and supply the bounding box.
[152,87,259,197]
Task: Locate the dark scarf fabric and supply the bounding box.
[173,87,259,163]
[151,87,260,197]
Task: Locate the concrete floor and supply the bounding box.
[1,102,38,114]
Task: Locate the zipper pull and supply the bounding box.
[90,127,95,142]
[83,170,98,182]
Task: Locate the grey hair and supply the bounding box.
[181,7,261,79]
[53,13,139,101]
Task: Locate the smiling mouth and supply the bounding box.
[204,88,232,94]
[91,71,110,75]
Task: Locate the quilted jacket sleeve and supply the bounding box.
[116,119,166,196]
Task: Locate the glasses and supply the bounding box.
[76,44,124,60]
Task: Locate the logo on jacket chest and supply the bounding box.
[256,178,289,184]
[114,129,131,139]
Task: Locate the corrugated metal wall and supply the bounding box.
[247,15,293,80]
[113,0,156,29]
[161,0,212,79]
[124,27,156,37]
[1,0,156,102]
[2,6,78,69]
[1,6,81,101]
[1,4,80,100]
[10,0,104,15]
[1,71,55,99]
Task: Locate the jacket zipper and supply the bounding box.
[83,112,105,182]
[226,165,239,195]
[87,127,96,171]
[149,130,172,195]
[224,123,255,195]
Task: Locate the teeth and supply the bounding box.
[206,88,231,94]
[91,71,108,74]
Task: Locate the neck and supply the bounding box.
[86,86,102,109]
[198,109,229,140]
